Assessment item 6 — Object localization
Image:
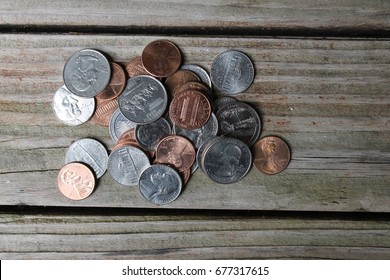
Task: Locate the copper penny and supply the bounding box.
[141,40,182,78]
[164,70,200,95]
[252,136,291,175]
[180,168,191,185]
[169,90,212,130]
[96,62,126,101]
[173,81,211,98]
[156,135,195,172]
[57,162,95,200]
[125,56,150,78]
[90,98,118,127]
[112,129,155,159]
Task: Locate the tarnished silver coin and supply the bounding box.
[65,138,108,179]
[210,50,254,95]
[118,75,168,124]
[213,96,237,113]
[135,118,171,151]
[174,113,218,149]
[196,136,219,173]
[202,137,252,184]
[107,145,150,186]
[180,64,212,89]
[52,85,95,126]
[109,108,137,143]
[139,164,182,205]
[63,49,111,98]
[216,102,261,147]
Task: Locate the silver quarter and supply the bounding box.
[135,118,171,151]
[107,145,150,186]
[52,85,95,126]
[202,137,252,184]
[139,164,182,205]
[63,49,111,98]
[118,75,168,124]
[174,113,218,149]
[180,64,212,89]
[64,138,108,179]
[210,50,254,95]
[216,102,261,147]
[109,108,137,143]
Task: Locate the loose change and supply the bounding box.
[53,40,291,204]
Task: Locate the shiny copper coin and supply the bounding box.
[90,98,118,127]
[156,135,195,172]
[125,56,150,78]
[169,90,212,130]
[141,40,182,78]
[252,136,291,175]
[96,62,126,101]
[164,70,200,95]
[57,162,95,200]
[173,81,211,98]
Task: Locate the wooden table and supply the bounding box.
[0,0,389,259]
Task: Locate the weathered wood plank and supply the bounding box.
[0,0,389,36]
[0,213,389,259]
[0,34,389,211]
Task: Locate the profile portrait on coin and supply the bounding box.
[261,139,285,173]
[140,170,178,202]
[61,169,94,198]
[61,94,82,122]
[215,143,242,177]
[72,55,100,92]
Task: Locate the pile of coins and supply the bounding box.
[54,39,291,204]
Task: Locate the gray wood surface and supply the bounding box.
[0,0,389,36]
[0,34,389,211]
[1,212,389,259]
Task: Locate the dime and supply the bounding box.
[216,102,261,147]
[135,117,172,151]
[141,40,182,77]
[63,49,111,98]
[65,138,108,179]
[210,50,254,95]
[138,164,182,205]
[169,90,211,130]
[57,162,95,200]
[252,136,291,175]
[95,62,126,101]
[202,137,252,184]
[174,113,218,149]
[52,85,95,126]
[107,145,150,186]
[90,98,118,127]
[118,75,168,124]
[164,69,200,95]
[196,136,219,173]
[156,135,195,172]
[125,56,150,77]
[109,108,137,143]
[181,64,212,89]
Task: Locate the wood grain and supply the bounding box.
[0,34,389,212]
[0,0,389,36]
[0,212,389,259]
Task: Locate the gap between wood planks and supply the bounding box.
[0,24,389,39]
[1,204,390,221]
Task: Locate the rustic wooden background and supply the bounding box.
[0,0,389,259]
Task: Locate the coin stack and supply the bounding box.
[54,40,291,204]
